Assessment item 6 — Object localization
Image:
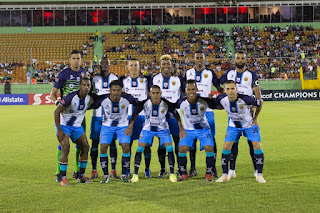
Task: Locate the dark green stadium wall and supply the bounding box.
[1,22,320,34]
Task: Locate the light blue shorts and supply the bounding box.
[139,129,172,147]
[179,127,214,151]
[57,125,84,143]
[100,126,130,144]
[225,125,261,143]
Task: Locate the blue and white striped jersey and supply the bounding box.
[176,96,216,130]
[151,73,185,104]
[133,98,178,132]
[60,91,94,127]
[220,70,259,96]
[186,68,220,98]
[216,94,261,128]
[91,73,119,117]
[123,76,148,115]
[93,94,136,127]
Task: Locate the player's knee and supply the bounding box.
[252,142,261,150]
[223,142,233,150]
[100,144,108,154]
[203,145,214,153]
[61,143,70,154]
[82,142,90,153]
[121,144,130,153]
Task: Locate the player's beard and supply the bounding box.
[235,63,245,69]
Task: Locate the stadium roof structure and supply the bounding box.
[0,0,319,9]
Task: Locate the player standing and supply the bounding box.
[122,59,150,177]
[151,54,185,178]
[50,50,86,182]
[89,56,119,179]
[185,51,223,178]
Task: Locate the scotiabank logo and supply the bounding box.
[28,93,60,105]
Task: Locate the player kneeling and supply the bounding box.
[125,85,184,183]
[54,77,93,186]
[215,80,266,183]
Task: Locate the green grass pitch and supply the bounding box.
[1,101,320,212]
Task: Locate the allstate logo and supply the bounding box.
[33,94,42,105]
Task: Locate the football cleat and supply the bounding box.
[89,170,99,179]
[189,169,198,178]
[215,175,230,182]
[100,176,111,184]
[179,174,188,181]
[60,178,70,186]
[256,176,266,183]
[144,168,152,178]
[228,170,236,179]
[77,176,93,184]
[110,170,119,179]
[56,174,62,183]
[130,174,139,183]
[205,174,213,182]
[254,170,258,178]
[120,175,129,183]
[157,168,168,178]
[169,174,178,182]
[72,171,79,179]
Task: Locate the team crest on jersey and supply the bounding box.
[163,82,168,88]
[239,105,243,109]
[244,77,248,81]
[196,76,201,81]
[172,81,176,86]
[204,74,208,78]
[153,110,158,116]
[192,109,197,114]
[121,104,125,109]
[77,77,81,81]
[103,82,108,87]
[132,81,137,86]
[231,107,237,112]
[200,106,204,111]
[139,79,144,83]
[236,77,241,82]
[79,105,84,110]
[113,107,118,112]
[161,109,165,114]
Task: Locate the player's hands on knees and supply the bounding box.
[125,125,133,136]
[57,130,66,142]
[251,118,260,128]
[179,129,187,138]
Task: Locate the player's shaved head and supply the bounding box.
[186,79,197,88]
[110,80,123,89]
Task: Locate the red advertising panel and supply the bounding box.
[28,93,61,105]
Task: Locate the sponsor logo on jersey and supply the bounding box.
[192,109,197,114]
[153,110,157,116]
[196,76,200,81]
[132,81,137,86]
[163,82,168,88]
[231,107,236,112]
[79,105,84,110]
[70,75,74,80]
[121,104,125,109]
[200,106,204,111]
[172,81,176,86]
[161,109,165,114]
[69,84,75,89]
[113,107,118,112]
[244,77,248,81]
[236,77,241,82]
[103,82,108,87]
[204,74,208,78]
